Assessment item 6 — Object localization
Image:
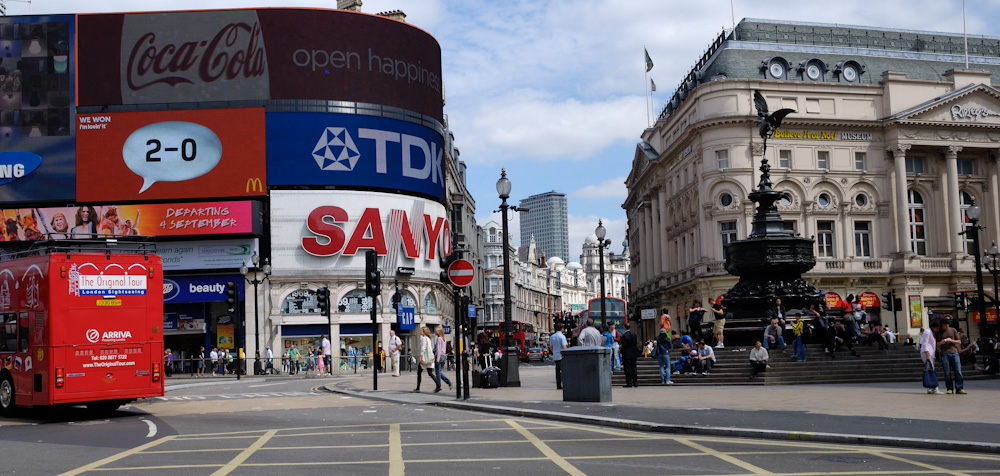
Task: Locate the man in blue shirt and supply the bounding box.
[549,323,568,389]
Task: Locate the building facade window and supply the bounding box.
[779,149,791,169]
[720,193,733,207]
[720,220,737,255]
[855,151,866,171]
[957,158,975,175]
[716,150,729,170]
[488,227,498,243]
[817,150,829,170]
[908,189,926,256]
[783,221,797,234]
[960,191,975,253]
[817,221,834,257]
[905,157,925,174]
[854,221,872,258]
[817,193,830,207]
[339,289,380,314]
[423,293,437,314]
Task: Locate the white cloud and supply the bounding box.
[572,176,627,200]
[567,213,627,262]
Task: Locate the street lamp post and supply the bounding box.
[240,251,271,375]
[595,220,612,328]
[496,168,521,387]
[984,241,1000,338]
[963,201,988,338]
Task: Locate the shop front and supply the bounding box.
[163,273,245,370]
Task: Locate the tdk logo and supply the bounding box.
[312,126,443,184]
[313,127,361,171]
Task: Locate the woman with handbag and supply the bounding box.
[434,327,453,392]
[413,327,439,392]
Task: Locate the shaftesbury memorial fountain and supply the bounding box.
[723,91,821,335]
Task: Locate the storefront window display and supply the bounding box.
[281,289,320,314]
[340,323,376,371]
[339,289,381,313]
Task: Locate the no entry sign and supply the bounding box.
[447,259,475,287]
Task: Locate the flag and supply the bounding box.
[650,78,656,92]
[644,48,653,72]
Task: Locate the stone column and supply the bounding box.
[643,203,654,287]
[658,188,669,274]
[945,145,963,254]
[890,144,911,255]
[650,192,662,281]
[636,207,646,290]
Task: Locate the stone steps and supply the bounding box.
[611,344,995,386]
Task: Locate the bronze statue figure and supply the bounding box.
[753,90,795,149]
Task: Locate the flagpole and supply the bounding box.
[644,45,651,127]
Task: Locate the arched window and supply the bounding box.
[960,191,975,253]
[338,289,381,314]
[488,227,498,243]
[423,293,438,314]
[908,190,926,256]
[281,289,319,314]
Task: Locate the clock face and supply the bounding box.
[769,62,785,78]
[843,65,858,81]
[807,64,822,80]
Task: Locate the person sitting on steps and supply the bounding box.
[828,320,860,358]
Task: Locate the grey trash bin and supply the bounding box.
[561,346,612,402]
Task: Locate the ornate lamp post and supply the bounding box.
[595,220,612,327]
[964,201,987,337]
[240,251,271,375]
[984,241,1000,337]
[496,168,521,387]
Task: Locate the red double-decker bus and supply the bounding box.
[0,242,164,415]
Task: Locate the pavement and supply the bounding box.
[165,364,1000,454]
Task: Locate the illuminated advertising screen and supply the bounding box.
[0,201,257,241]
[77,8,443,122]
[0,15,75,202]
[76,108,266,202]
[270,190,450,280]
[267,112,444,201]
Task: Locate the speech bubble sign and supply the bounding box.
[122,121,223,193]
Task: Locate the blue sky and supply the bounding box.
[17,0,1000,260]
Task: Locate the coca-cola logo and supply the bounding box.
[126,22,267,91]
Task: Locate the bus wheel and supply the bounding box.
[87,400,121,414]
[0,374,14,417]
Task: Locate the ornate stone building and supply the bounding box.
[626,19,1000,341]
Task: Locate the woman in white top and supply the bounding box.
[413,327,439,392]
[434,327,452,392]
[921,324,942,394]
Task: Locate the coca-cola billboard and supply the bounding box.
[78,8,443,123]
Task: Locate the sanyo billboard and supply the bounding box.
[270,191,451,279]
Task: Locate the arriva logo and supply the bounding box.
[86,329,100,343]
[104,331,133,340]
[312,126,443,184]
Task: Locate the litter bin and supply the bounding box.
[561,346,612,402]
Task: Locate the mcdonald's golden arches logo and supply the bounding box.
[246,177,264,194]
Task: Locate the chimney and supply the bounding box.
[337,0,362,12]
[377,10,407,22]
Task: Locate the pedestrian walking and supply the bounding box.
[935,319,965,394]
[578,318,602,347]
[549,323,568,389]
[164,349,174,377]
[289,344,300,375]
[265,346,274,374]
[433,327,452,392]
[316,349,325,376]
[322,334,332,375]
[655,329,673,385]
[197,346,207,377]
[387,330,402,377]
[922,322,943,394]
[210,347,219,376]
[620,322,640,387]
[609,323,622,371]
[709,297,726,348]
[414,327,438,392]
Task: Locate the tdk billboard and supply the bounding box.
[267,113,445,201]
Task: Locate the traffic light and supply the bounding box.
[882,291,893,311]
[317,287,330,317]
[224,281,238,313]
[365,250,381,297]
[955,292,966,311]
[894,297,903,312]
